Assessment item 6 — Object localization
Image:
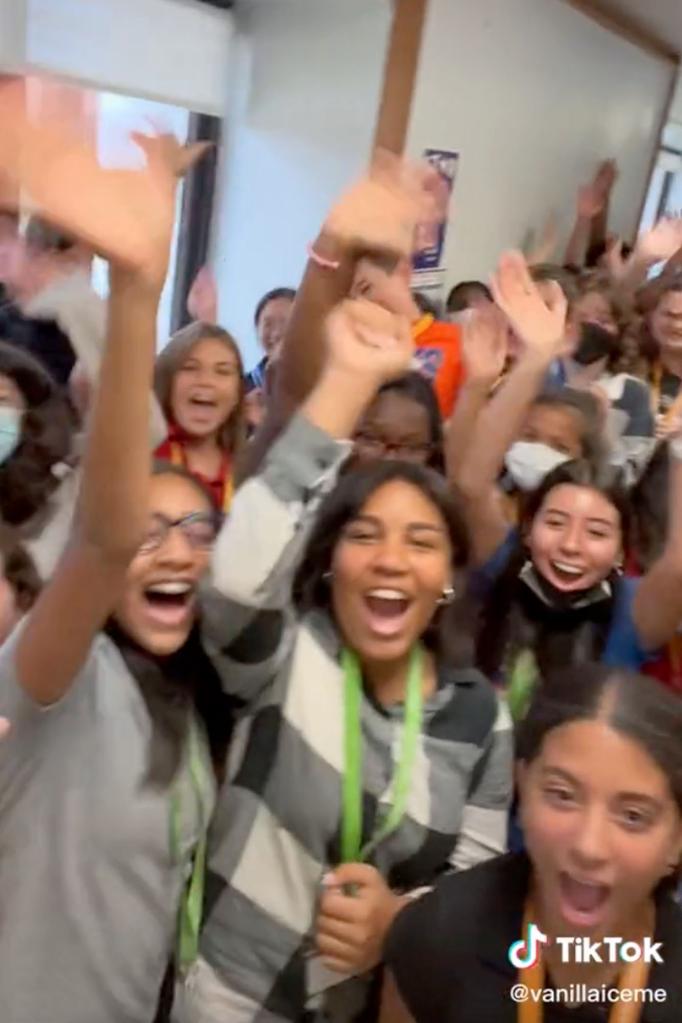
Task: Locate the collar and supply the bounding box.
[519,560,613,610]
[477,853,531,978]
[476,860,682,1022]
[412,313,435,340]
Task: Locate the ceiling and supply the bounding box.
[588,0,682,55]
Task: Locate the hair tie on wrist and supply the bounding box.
[307,243,341,271]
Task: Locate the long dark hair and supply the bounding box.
[109,462,238,787]
[630,441,669,572]
[476,460,631,679]
[0,341,76,525]
[518,663,682,893]
[293,460,471,666]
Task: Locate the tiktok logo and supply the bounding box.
[508,923,549,969]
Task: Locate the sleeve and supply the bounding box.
[202,412,350,699]
[0,622,98,788]
[604,576,654,668]
[209,411,350,609]
[450,695,513,871]
[620,379,655,439]
[384,878,463,1021]
[468,528,517,601]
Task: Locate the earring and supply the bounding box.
[437,586,455,606]
[322,571,333,583]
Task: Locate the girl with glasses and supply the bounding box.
[0,103,233,1023]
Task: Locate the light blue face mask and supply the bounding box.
[0,405,22,465]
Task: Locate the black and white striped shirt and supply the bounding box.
[198,413,513,1021]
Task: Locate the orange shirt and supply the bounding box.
[411,314,464,418]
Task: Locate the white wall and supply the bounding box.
[0,0,27,71]
[212,0,391,370]
[90,93,190,344]
[407,0,675,291]
[16,0,233,114]
[670,66,682,125]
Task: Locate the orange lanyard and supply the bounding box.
[517,899,650,1023]
[651,361,682,425]
[650,361,662,417]
[169,441,233,513]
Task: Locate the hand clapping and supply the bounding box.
[490,251,567,362]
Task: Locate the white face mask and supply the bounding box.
[504,441,570,492]
[0,405,22,465]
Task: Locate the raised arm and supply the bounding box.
[588,159,618,258]
[445,304,508,482]
[203,297,414,697]
[211,298,414,607]
[2,108,198,705]
[611,217,682,306]
[564,181,605,269]
[456,252,568,564]
[237,154,436,482]
[632,438,682,650]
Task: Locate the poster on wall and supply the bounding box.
[412,148,459,294]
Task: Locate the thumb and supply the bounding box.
[545,280,567,317]
[324,862,383,890]
[0,717,10,740]
[176,140,214,178]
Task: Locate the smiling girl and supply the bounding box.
[0,108,230,1023]
[186,285,512,1021]
[456,254,682,707]
[155,322,246,512]
[383,664,682,1022]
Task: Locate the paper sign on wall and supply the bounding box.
[412,148,459,291]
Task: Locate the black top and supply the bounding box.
[0,302,75,385]
[385,853,682,1022]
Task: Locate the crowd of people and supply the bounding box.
[1,93,682,1023]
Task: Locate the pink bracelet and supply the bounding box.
[307,243,341,271]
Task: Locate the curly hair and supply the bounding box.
[0,341,77,525]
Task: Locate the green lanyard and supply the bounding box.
[169,717,210,973]
[341,644,424,864]
[507,648,539,723]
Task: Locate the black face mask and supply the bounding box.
[572,321,619,366]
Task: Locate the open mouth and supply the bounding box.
[548,560,586,587]
[558,872,611,929]
[143,581,195,628]
[363,588,413,638]
[189,394,218,410]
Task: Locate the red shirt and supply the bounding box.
[412,314,464,418]
[625,551,682,696]
[155,426,233,512]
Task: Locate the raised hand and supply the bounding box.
[490,251,567,361]
[604,236,627,280]
[324,149,439,261]
[593,158,618,200]
[187,265,218,323]
[0,81,208,290]
[462,304,508,387]
[577,182,605,220]
[635,217,682,266]
[324,297,413,387]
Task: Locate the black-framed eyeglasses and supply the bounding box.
[353,432,434,463]
[139,512,220,554]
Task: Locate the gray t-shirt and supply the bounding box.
[0,627,214,1023]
